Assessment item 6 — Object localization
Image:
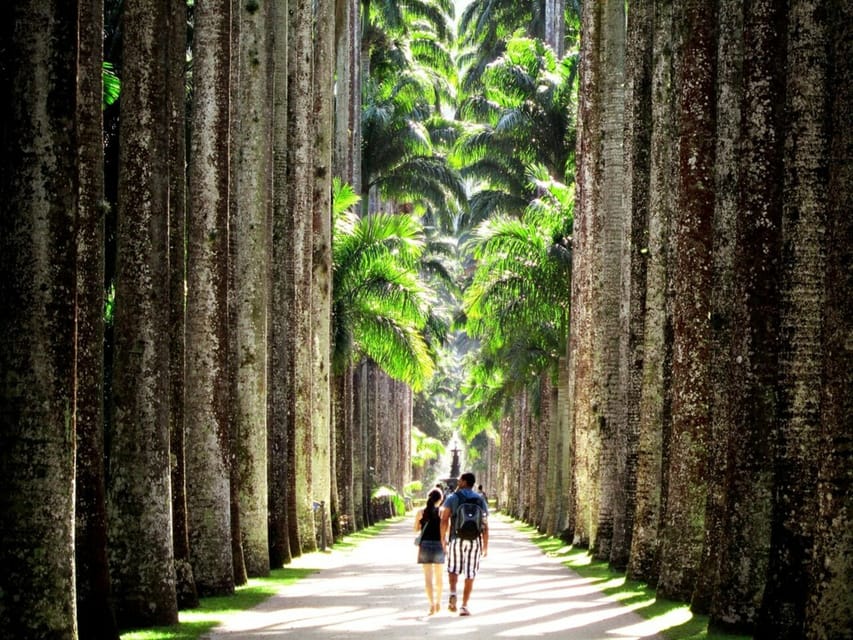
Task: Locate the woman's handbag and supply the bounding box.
[414,522,425,546]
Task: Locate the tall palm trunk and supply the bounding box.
[332,0,362,538]
[758,1,830,635]
[226,0,248,587]
[569,0,625,554]
[706,0,784,627]
[362,361,380,523]
[657,0,717,603]
[353,362,368,528]
[166,0,199,611]
[287,0,318,552]
[312,0,335,546]
[592,0,626,561]
[626,0,677,586]
[805,3,852,635]
[610,0,652,572]
[516,391,530,520]
[545,0,566,57]
[232,0,273,578]
[694,0,743,618]
[75,0,121,635]
[185,0,235,597]
[543,366,561,535]
[568,0,602,549]
[269,0,293,569]
[536,373,553,529]
[333,369,356,534]
[0,2,79,635]
[107,0,179,625]
[334,0,362,191]
[556,357,573,536]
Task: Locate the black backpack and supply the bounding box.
[453,495,485,540]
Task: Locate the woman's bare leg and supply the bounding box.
[421,564,434,612]
[431,563,443,611]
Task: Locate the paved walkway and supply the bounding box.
[206,514,665,639]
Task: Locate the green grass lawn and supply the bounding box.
[120,519,395,640]
[509,516,751,640]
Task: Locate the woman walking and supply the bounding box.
[414,488,445,615]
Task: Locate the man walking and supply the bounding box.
[440,472,489,616]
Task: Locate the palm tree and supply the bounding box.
[363,0,455,82]
[311,0,336,554]
[331,179,440,529]
[75,0,122,635]
[184,0,235,597]
[332,185,436,388]
[166,0,198,612]
[231,0,273,579]
[0,2,80,635]
[459,166,573,440]
[268,0,294,567]
[362,70,466,217]
[457,0,544,91]
[455,36,577,228]
[656,0,716,602]
[107,0,178,625]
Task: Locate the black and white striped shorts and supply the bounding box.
[446,537,482,579]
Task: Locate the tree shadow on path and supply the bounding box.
[205,513,671,639]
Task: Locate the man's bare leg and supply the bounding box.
[462,577,474,608]
[447,571,459,611]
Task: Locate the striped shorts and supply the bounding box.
[446,537,482,579]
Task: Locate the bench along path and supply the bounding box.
[206,514,665,640]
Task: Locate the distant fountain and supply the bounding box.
[439,438,463,492]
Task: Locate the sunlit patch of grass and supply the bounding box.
[121,518,397,640]
[507,515,751,640]
[331,518,395,551]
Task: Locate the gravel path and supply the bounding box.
[205,514,666,639]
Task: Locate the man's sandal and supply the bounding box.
[459,606,470,616]
[448,594,457,612]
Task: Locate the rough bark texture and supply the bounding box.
[758,1,829,636]
[545,0,567,57]
[363,362,379,522]
[0,2,79,635]
[334,0,362,194]
[353,362,368,528]
[805,2,853,636]
[333,370,356,534]
[543,368,561,535]
[233,0,272,578]
[591,0,625,562]
[75,0,121,635]
[312,0,335,549]
[556,357,574,537]
[287,0,317,552]
[693,0,742,618]
[331,0,361,540]
[708,0,784,628]
[166,0,199,611]
[535,374,553,530]
[185,0,235,597]
[227,0,248,588]
[268,0,293,570]
[627,0,677,587]
[107,0,179,626]
[656,0,716,603]
[568,0,601,549]
[611,0,651,572]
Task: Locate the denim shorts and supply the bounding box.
[417,540,445,564]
